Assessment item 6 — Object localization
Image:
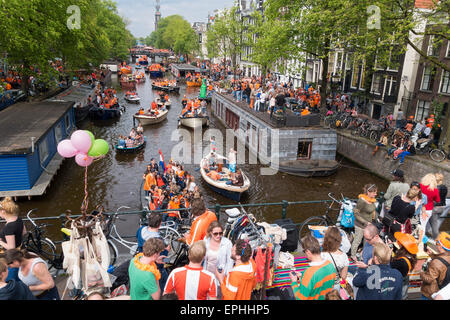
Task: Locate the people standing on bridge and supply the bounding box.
[0,258,36,300]
[181,197,217,247]
[383,169,410,215]
[290,234,336,300]
[420,232,450,300]
[351,184,378,260]
[420,173,440,236]
[0,197,26,282]
[218,239,257,300]
[353,242,403,300]
[128,238,166,300]
[5,249,60,300]
[164,240,217,300]
[429,173,447,239]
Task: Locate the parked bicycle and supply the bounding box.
[298,193,355,248]
[429,139,449,163]
[22,209,63,271]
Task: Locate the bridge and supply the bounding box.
[129,47,172,59]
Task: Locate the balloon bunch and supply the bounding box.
[57,130,109,167]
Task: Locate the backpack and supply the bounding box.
[436,257,450,289]
[339,200,355,229]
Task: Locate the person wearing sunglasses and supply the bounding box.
[203,221,233,293]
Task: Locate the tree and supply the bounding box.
[145,15,199,57]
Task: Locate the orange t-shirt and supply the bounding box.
[185,210,217,246]
[221,259,257,300]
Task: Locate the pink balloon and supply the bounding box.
[75,153,94,167]
[57,139,78,158]
[71,130,92,153]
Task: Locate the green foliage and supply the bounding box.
[0,0,134,92]
[145,15,199,56]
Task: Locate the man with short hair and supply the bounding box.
[164,241,217,300]
[217,239,257,300]
[128,238,166,300]
[289,235,336,300]
[182,198,217,246]
[353,242,403,300]
[356,223,384,268]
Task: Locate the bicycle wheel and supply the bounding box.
[25,238,57,268]
[108,240,118,267]
[430,149,446,162]
[159,226,182,262]
[369,130,379,142]
[298,216,328,248]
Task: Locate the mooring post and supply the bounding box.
[281,200,288,220]
[215,204,221,220]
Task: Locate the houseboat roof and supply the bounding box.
[0,101,74,155]
[47,84,94,106]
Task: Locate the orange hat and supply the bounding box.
[409,116,414,119]
[436,232,450,251]
[394,232,418,254]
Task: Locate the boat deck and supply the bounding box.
[218,93,324,131]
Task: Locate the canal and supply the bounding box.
[16,68,392,241]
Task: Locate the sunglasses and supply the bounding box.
[212,232,223,236]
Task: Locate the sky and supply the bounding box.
[115,0,236,39]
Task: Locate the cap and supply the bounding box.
[436,232,450,251]
[391,169,404,178]
[394,232,418,254]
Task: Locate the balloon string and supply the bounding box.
[81,166,88,217]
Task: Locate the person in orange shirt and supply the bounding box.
[143,172,156,196]
[182,198,217,246]
[217,239,257,300]
[151,101,157,110]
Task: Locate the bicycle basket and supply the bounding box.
[339,200,355,229]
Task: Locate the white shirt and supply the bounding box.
[260,92,267,103]
[321,251,349,273]
[432,282,450,300]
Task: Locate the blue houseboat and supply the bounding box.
[0,101,75,199]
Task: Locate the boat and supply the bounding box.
[151,83,180,93]
[135,64,142,69]
[277,159,339,177]
[138,56,149,66]
[119,66,132,75]
[148,64,165,78]
[200,153,250,201]
[89,104,125,121]
[156,98,171,109]
[120,75,137,89]
[124,93,141,103]
[133,109,169,125]
[135,75,146,83]
[115,136,147,153]
[186,79,202,87]
[178,115,209,129]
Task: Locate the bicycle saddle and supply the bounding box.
[225,208,241,218]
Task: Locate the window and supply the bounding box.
[39,136,50,165]
[421,66,435,91]
[351,64,360,88]
[427,36,440,57]
[440,70,450,94]
[384,76,397,96]
[416,100,431,121]
[297,140,312,160]
[54,121,64,144]
[447,41,450,57]
[359,63,366,90]
[371,73,382,94]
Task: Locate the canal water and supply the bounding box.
[17,69,392,241]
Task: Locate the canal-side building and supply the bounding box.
[0,101,75,198]
[211,92,337,168]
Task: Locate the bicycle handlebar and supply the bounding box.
[26,209,39,227]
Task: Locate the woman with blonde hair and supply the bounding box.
[420,174,440,232]
[0,197,26,282]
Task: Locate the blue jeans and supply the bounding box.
[398,151,410,163]
[236,91,242,101]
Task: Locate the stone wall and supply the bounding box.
[336,130,450,186]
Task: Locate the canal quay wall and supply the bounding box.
[211,92,337,166]
[336,130,450,185]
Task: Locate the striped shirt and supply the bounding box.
[164,265,217,300]
[290,259,336,300]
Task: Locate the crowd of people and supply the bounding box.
[180,96,207,118]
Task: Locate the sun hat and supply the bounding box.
[436,232,450,251]
[394,232,418,255]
